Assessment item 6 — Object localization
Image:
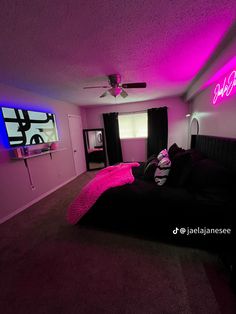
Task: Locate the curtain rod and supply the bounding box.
[118,110,147,115]
[118,107,168,115]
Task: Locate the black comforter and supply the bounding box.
[79,163,233,249]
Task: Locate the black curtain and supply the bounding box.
[103,112,123,165]
[147,107,168,157]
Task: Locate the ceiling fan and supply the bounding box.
[83,74,147,98]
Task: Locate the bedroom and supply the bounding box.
[0,0,236,313]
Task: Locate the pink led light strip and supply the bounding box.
[213,70,236,104]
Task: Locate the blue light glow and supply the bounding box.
[0,107,10,148]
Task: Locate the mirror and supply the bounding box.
[83,128,107,171]
[190,118,199,135]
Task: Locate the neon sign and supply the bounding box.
[213,70,236,104]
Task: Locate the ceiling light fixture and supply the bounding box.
[108,86,122,97]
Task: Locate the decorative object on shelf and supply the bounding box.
[23,147,29,156]
[10,147,66,160]
[41,146,50,152]
[50,142,58,150]
[12,147,23,158]
[32,149,42,154]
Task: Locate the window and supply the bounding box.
[118,112,147,139]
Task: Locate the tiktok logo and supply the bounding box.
[173,227,179,234]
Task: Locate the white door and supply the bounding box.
[68,114,86,176]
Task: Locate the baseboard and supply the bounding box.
[0,175,78,224]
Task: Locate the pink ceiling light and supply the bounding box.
[108,86,123,97]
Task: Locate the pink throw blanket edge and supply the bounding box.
[67,162,140,224]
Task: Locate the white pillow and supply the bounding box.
[154,156,171,186]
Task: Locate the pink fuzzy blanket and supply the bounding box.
[67,162,140,224]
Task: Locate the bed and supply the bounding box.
[77,135,235,252]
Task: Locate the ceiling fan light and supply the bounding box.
[109,87,122,97]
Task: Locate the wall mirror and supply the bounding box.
[190,118,199,135]
[83,128,107,171]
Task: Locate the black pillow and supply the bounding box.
[189,158,232,188]
[168,143,185,162]
[144,154,157,168]
[143,159,159,181]
[167,149,204,187]
[167,151,191,186]
[143,154,157,176]
[187,149,205,164]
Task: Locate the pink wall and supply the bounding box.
[0,83,86,222]
[187,37,236,138]
[82,97,189,162]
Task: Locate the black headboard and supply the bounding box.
[191,135,236,173]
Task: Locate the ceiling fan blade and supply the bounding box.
[84,85,109,89]
[120,88,128,98]
[122,82,146,88]
[100,91,109,98]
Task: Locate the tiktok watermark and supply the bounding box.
[172,227,231,236]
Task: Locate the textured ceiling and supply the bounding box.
[0,0,235,106]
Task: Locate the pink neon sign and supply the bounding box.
[213,70,236,104]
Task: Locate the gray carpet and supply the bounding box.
[0,172,235,314]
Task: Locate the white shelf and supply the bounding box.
[11,148,66,160]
